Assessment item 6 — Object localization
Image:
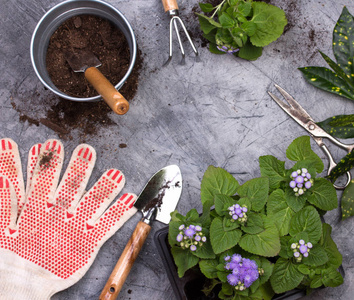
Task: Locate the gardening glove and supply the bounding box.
[0,138,137,299]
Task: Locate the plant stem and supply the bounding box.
[211,0,227,19]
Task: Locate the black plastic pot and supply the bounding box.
[154,226,344,300]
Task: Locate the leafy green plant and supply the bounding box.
[298,6,354,219]
[168,136,343,299]
[196,0,287,60]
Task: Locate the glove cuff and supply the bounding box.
[0,250,56,300]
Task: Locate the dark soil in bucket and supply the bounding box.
[46,15,131,98]
[11,15,143,142]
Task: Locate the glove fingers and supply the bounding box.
[68,169,125,222]
[0,176,18,236]
[25,143,42,198]
[54,144,96,209]
[24,139,64,212]
[0,138,25,216]
[86,193,137,237]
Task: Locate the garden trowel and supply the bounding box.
[99,165,182,300]
[64,49,129,115]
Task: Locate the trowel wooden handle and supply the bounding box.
[161,0,178,12]
[99,221,151,300]
[85,67,129,115]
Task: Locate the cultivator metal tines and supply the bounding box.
[161,0,199,65]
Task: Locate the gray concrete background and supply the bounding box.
[1,0,354,299]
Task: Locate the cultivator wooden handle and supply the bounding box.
[85,67,129,115]
[161,0,178,12]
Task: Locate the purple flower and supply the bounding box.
[176,234,183,242]
[295,176,304,184]
[224,254,260,290]
[227,273,239,286]
[190,245,197,251]
[195,235,201,242]
[229,262,239,270]
[305,181,312,189]
[231,254,242,263]
[195,225,202,231]
[299,245,308,254]
[232,266,241,276]
[242,258,253,269]
[290,181,296,188]
[184,227,195,238]
[224,255,231,262]
[243,274,253,288]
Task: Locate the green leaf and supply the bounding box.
[317,114,354,139]
[242,212,264,234]
[201,166,239,207]
[210,217,242,254]
[321,223,343,268]
[237,40,263,61]
[297,264,310,275]
[168,220,183,246]
[223,216,240,231]
[286,136,324,173]
[333,6,354,78]
[199,259,218,279]
[258,281,275,300]
[310,274,323,289]
[285,188,306,212]
[319,51,354,88]
[267,189,296,236]
[279,236,292,259]
[307,178,338,211]
[215,194,235,216]
[302,244,328,267]
[327,150,354,182]
[197,13,222,34]
[270,258,304,293]
[259,155,286,190]
[241,21,257,36]
[194,237,216,259]
[238,1,252,17]
[258,257,274,285]
[239,222,280,257]
[199,3,215,13]
[249,2,287,47]
[185,208,200,222]
[219,12,235,28]
[341,179,354,220]
[322,268,344,287]
[298,66,354,101]
[171,246,199,277]
[289,206,322,244]
[237,177,269,211]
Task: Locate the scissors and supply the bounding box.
[268,84,354,190]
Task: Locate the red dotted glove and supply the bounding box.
[0,138,137,299]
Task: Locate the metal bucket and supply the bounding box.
[30,0,137,102]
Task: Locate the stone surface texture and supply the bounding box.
[0,0,353,299]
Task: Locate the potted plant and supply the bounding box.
[196,0,287,60]
[155,136,344,299]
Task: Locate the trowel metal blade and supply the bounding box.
[135,165,182,224]
[64,49,102,72]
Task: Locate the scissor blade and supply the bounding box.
[268,85,315,130]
